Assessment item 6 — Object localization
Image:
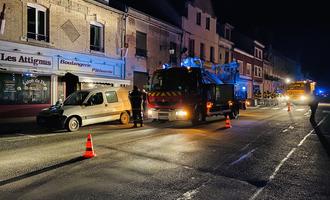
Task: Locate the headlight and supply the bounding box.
[284,96,290,100]
[300,95,306,101]
[246,101,251,106]
[148,110,153,115]
[176,110,188,116]
[228,101,233,106]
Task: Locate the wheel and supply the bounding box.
[66,117,80,132]
[120,112,130,125]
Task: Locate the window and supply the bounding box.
[27,4,48,41]
[206,17,210,30]
[88,92,104,105]
[225,51,230,63]
[200,43,205,60]
[225,28,231,40]
[254,48,263,59]
[90,22,104,52]
[246,63,252,76]
[189,39,195,57]
[254,66,262,78]
[105,91,118,103]
[136,31,147,57]
[219,53,222,61]
[169,42,177,64]
[237,60,244,74]
[196,12,201,25]
[210,46,214,62]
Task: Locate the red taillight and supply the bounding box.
[206,102,213,108]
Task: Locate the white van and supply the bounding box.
[37,87,132,132]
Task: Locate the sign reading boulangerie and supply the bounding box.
[59,58,118,77]
[0,50,52,68]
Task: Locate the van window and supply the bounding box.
[87,92,104,105]
[105,91,118,103]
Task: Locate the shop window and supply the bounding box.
[105,91,118,103]
[90,22,104,52]
[136,31,147,57]
[27,3,49,42]
[0,73,50,105]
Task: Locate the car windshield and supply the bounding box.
[151,68,198,91]
[63,91,90,105]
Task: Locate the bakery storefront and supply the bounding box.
[0,50,53,118]
[57,57,129,100]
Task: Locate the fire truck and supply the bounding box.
[286,80,316,104]
[146,57,246,124]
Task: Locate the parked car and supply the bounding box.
[37,87,131,132]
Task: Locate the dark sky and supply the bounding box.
[212,0,330,87]
[126,0,330,86]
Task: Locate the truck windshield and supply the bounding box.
[151,69,198,91]
[288,83,305,90]
[64,91,90,105]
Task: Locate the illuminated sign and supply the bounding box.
[0,50,52,68]
[59,58,119,77]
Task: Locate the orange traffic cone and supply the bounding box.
[287,102,291,112]
[225,115,232,128]
[83,134,96,158]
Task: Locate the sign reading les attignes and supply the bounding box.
[0,50,52,68]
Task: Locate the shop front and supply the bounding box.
[0,50,53,119]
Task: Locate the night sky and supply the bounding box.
[213,0,330,87]
[126,0,329,87]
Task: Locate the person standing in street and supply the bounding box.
[309,92,320,127]
[129,86,143,128]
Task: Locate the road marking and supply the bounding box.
[323,110,330,113]
[289,126,294,129]
[230,149,256,166]
[178,190,199,200]
[282,129,288,133]
[272,107,280,110]
[261,107,268,110]
[249,115,328,200]
[295,108,305,112]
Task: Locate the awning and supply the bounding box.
[73,74,130,86]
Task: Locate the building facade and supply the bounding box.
[181,0,218,70]
[0,0,129,118]
[125,7,182,90]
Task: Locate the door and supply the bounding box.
[104,91,122,121]
[133,71,149,90]
[81,92,108,126]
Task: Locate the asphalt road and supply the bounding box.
[0,104,329,200]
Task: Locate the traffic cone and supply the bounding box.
[287,102,291,112]
[83,134,96,158]
[225,115,232,128]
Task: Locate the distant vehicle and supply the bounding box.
[37,87,131,132]
[285,80,316,104]
[146,57,246,124]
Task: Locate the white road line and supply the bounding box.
[282,129,288,133]
[323,110,330,113]
[249,115,328,200]
[295,108,305,112]
[288,126,294,130]
[230,149,256,166]
[272,107,280,110]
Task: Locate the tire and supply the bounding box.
[66,116,80,132]
[120,112,130,125]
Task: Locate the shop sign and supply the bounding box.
[0,50,52,68]
[59,58,118,77]
[23,78,48,91]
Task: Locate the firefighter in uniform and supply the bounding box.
[309,92,319,126]
[129,86,143,128]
